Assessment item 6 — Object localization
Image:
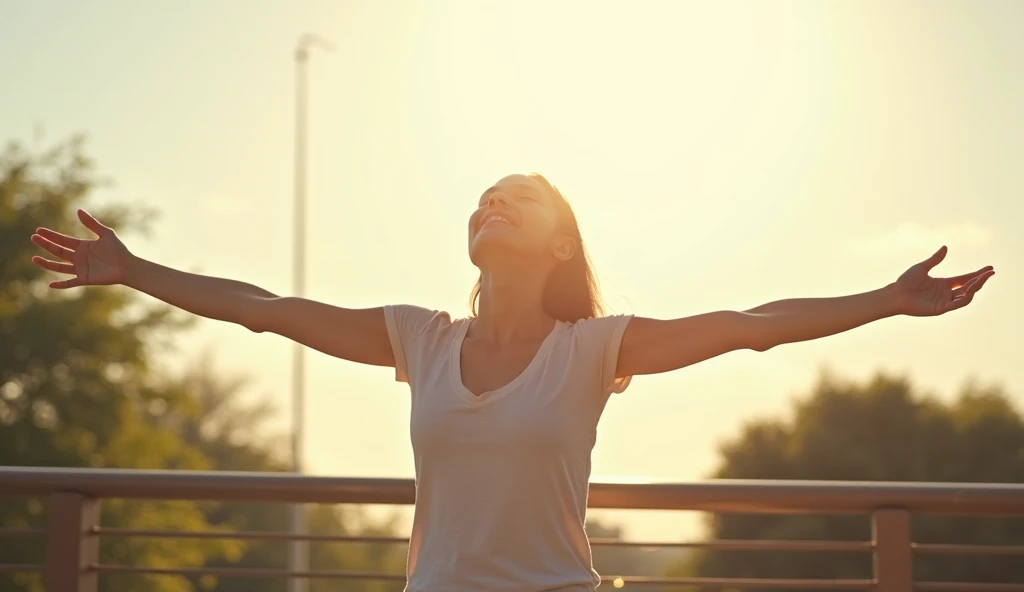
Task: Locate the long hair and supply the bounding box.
[469,173,605,323]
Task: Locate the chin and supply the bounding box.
[469,234,531,268]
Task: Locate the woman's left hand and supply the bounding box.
[894,246,995,317]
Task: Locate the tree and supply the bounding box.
[0,137,242,592]
[666,370,1024,591]
[1,136,407,592]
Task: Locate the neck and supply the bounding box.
[473,266,553,344]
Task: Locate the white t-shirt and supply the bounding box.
[383,304,634,592]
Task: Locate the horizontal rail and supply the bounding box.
[916,584,1024,592]
[4,467,1024,514]
[590,538,873,552]
[0,529,44,539]
[602,576,873,589]
[89,564,872,588]
[92,527,409,543]
[0,564,44,573]
[913,542,1024,556]
[91,565,405,580]
[92,527,872,552]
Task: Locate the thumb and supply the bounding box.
[921,245,947,271]
[78,209,110,237]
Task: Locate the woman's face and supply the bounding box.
[467,174,573,268]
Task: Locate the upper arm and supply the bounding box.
[259,297,395,368]
[616,311,766,378]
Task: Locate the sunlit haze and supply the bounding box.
[4,0,1021,542]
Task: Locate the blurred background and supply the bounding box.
[2,0,1021,590]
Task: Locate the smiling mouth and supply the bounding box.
[479,213,516,230]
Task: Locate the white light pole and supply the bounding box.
[290,32,332,592]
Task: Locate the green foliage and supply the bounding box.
[1,136,235,592]
[666,369,1024,591]
[0,137,402,591]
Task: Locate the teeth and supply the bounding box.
[485,214,511,225]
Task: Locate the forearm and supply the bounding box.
[124,255,278,331]
[744,283,903,350]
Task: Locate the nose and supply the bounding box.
[487,192,509,207]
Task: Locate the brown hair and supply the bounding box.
[469,173,605,323]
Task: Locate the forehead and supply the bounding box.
[479,174,546,202]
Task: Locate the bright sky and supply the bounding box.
[4,0,1022,543]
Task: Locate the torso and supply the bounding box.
[382,304,634,592]
[406,316,603,591]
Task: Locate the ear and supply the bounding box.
[551,235,577,262]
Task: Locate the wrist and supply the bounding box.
[121,253,147,288]
[880,282,907,317]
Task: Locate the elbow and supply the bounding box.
[739,312,777,352]
[241,296,281,334]
[749,330,780,352]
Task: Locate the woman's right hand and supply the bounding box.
[30,209,132,289]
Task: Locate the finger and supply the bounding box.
[946,284,975,310]
[947,272,993,311]
[31,255,75,274]
[49,277,84,289]
[947,266,994,289]
[35,227,82,249]
[77,209,110,237]
[31,234,76,261]
[952,270,994,297]
[921,245,947,271]
[963,270,994,296]
[947,288,978,311]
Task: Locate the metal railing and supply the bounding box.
[1,467,1023,591]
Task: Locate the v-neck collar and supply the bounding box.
[449,318,562,405]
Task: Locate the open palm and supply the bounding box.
[895,246,995,317]
[30,209,131,289]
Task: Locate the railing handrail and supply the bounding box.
[2,466,1023,515]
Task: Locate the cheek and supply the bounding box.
[511,224,558,257]
[468,212,483,234]
[523,212,560,242]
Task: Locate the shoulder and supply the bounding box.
[382,305,467,384]
[384,303,453,328]
[562,314,635,394]
[383,304,467,344]
[566,313,635,345]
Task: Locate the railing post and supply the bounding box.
[44,492,99,592]
[872,508,912,592]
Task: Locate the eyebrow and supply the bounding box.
[479,183,541,203]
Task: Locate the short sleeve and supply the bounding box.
[382,304,448,384]
[574,314,635,395]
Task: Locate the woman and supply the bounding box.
[30,173,994,591]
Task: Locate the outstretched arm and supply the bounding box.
[31,209,395,367]
[616,246,994,378]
